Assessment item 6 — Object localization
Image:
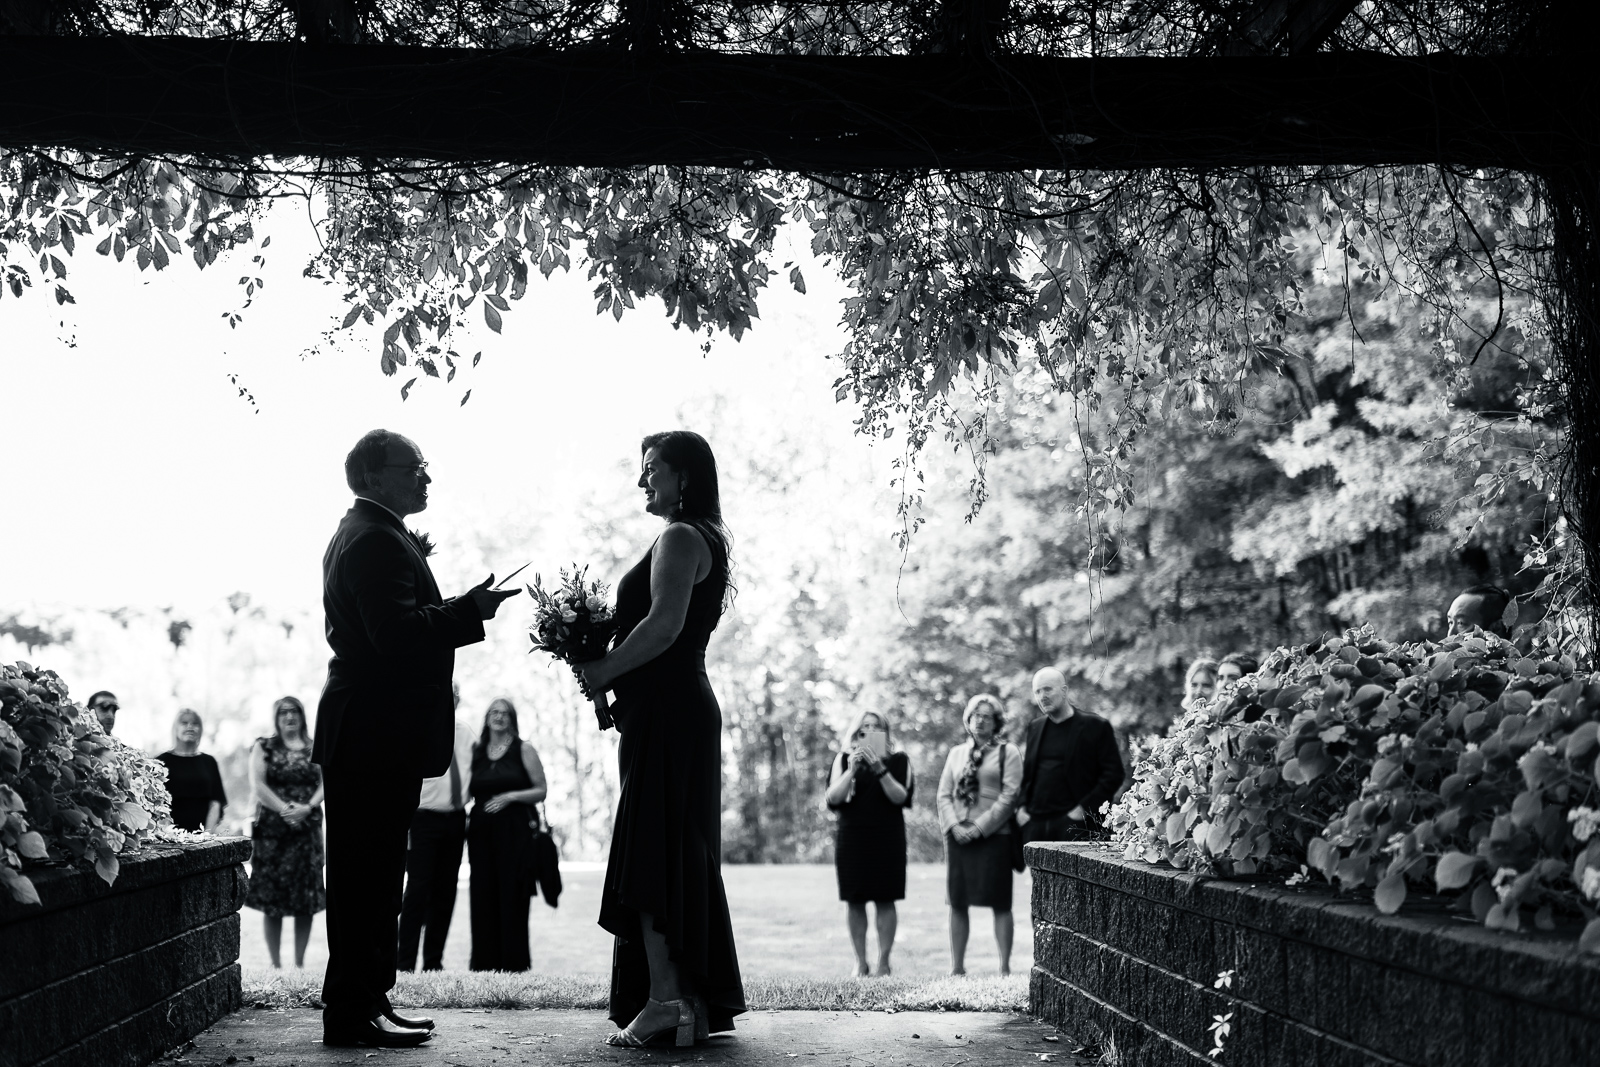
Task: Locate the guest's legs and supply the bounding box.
[846,902,870,975]
[467,833,497,971]
[993,908,1014,975]
[396,813,434,972]
[421,813,466,970]
[949,906,970,975]
[873,902,897,976]
[264,914,284,969]
[294,913,314,969]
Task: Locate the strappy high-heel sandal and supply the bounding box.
[604,998,695,1049]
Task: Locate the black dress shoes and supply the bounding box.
[323,1012,433,1048]
[383,1007,436,1030]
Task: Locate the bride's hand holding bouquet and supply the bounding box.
[527,566,619,730]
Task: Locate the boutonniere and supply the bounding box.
[411,530,436,558]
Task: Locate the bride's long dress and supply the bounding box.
[599,523,746,1033]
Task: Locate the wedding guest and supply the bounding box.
[245,697,327,970]
[398,687,475,973]
[1447,584,1511,637]
[467,698,547,972]
[825,709,913,977]
[1181,658,1219,712]
[1016,668,1125,844]
[937,694,1022,976]
[1216,653,1259,690]
[87,691,118,734]
[580,430,747,1047]
[312,429,516,1048]
[157,708,227,832]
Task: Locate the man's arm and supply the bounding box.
[344,531,485,655]
[1076,721,1128,818]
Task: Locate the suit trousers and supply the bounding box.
[397,808,467,971]
[321,724,423,1020]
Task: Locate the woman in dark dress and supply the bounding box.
[580,430,746,1049]
[824,709,913,976]
[157,708,227,832]
[244,696,326,969]
[467,698,547,972]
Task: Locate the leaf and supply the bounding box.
[400,377,418,400]
[1306,836,1335,877]
[0,865,40,906]
[1374,871,1406,914]
[54,286,75,305]
[340,304,362,329]
[485,302,503,333]
[1501,597,1519,630]
[460,389,472,406]
[790,265,807,294]
[1435,851,1480,891]
[94,851,119,886]
[16,830,48,859]
[1580,918,1600,955]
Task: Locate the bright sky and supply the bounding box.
[2,200,880,611]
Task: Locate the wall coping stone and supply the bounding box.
[0,837,252,925]
[1026,840,1600,1021]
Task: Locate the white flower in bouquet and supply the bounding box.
[586,595,608,617]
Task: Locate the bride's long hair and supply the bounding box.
[641,430,736,604]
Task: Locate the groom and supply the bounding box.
[313,430,518,1048]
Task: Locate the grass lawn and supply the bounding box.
[240,862,1032,1011]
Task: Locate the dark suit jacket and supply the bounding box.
[312,499,485,779]
[1019,710,1126,822]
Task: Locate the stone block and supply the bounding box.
[1030,843,1600,1067]
[0,914,239,1067]
[0,860,247,999]
[31,966,240,1067]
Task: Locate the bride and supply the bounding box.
[579,430,746,1048]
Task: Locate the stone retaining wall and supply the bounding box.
[0,838,252,1067]
[1027,841,1599,1067]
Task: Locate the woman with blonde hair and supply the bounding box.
[937,693,1022,975]
[157,708,227,832]
[824,708,913,976]
[1182,658,1220,712]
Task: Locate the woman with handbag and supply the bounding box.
[467,698,547,971]
[936,694,1022,976]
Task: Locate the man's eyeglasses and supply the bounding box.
[93,702,119,713]
[382,462,429,477]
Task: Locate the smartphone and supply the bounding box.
[858,728,888,759]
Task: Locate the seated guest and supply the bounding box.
[1216,653,1259,690]
[245,696,326,969]
[1181,658,1219,712]
[1447,584,1511,637]
[468,698,547,972]
[937,694,1022,976]
[825,709,914,977]
[87,691,119,735]
[157,708,227,832]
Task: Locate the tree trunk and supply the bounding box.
[1543,165,1600,643]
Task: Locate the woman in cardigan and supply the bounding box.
[824,709,913,976]
[936,694,1022,975]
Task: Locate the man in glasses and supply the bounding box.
[87,691,119,734]
[313,430,519,1049]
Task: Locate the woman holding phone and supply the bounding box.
[825,710,913,976]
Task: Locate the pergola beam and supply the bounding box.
[1,35,1595,171]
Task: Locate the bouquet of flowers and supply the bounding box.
[527,566,619,730]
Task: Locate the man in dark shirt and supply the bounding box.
[1016,668,1125,843]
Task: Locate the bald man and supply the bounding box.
[1016,668,1125,845]
[1446,585,1511,638]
